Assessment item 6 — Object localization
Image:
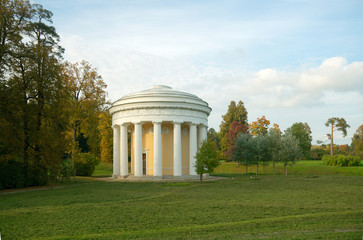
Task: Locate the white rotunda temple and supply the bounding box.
[109,85,212,179]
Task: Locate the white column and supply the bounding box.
[198,124,208,149]
[153,122,162,177]
[120,123,128,177]
[173,122,182,176]
[134,122,143,176]
[189,123,197,175]
[112,125,120,178]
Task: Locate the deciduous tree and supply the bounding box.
[351,124,363,159]
[98,111,113,163]
[195,139,220,181]
[0,1,70,186]
[207,128,220,151]
[232,133,253,174]
[219,100,248,157]
[226,121,248,160]
[63,60,108,158]
[285,122,312,159]
[279,133,302,175]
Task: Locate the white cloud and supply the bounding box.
[60,31,363,144]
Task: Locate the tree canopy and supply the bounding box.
[285,122,312,159]
[351,124,363,160]
[219,100,248,158]
[0,1,109,188]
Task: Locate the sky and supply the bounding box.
[34,0,363,145]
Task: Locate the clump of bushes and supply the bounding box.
[74,152,100,176]
[0,160,51,190]
[322,154,360,167]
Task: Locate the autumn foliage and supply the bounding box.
[226,121,249,159]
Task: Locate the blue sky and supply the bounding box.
[34,0,363,145]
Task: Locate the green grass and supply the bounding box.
[214,160,363,176]
[1,174,362,239]
[92,161,113,177]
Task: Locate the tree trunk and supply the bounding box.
[256,163,258,176]
[285,165,288,176]
[245,162,248,174]
[72,127,77,179]
[273,161,275,176]
[23,92,29,184]
[200,174,203,182]
[330,123,334,155]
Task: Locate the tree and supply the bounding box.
[351,124,363,160]
[0,1,70,186]
[325,118,350,155]
[98,111,113,163]
[226,121,248,160]
[285,122,312,159]
[62,60,108,175]
[232,133,253,174]
[250,134,271,176]
[268,129,282,175]
[0,0,32,76]
[207,128,220,151]
[279,133,302,175]
[249,115,270,136]
[219,100,248,157]
[195,139,220,181]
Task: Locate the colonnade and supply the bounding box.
[112,121,207,178]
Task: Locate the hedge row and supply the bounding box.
[322,154,360,167]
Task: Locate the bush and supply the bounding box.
[74,152,100,176]
[0,159,50,190]
[58,158,73,181]
[310,147,330,160]
[0,160,25,190]
[322,154,360,167]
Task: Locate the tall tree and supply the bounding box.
[63,60,108,156]
[325,117,350,155]
[0,0,31,76]
[285,122,312,159]
[219,100,248,157]
[0,1,69,186]
[226,121,248,160]
[98,110,113,163]
[351,124,363,160]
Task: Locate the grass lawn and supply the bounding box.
[92,161,114,177]
[1,166,363,239]
[214,160,363,176]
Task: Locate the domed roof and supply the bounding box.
[110,85,211,125]
[120,85,202,102]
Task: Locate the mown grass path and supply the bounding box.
[1,174,362,239]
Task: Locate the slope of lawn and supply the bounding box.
[0,173,362,239]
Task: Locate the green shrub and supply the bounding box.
[322,155,360,167]
[0,159,50,190]
[58,158,73,181]
[74,152,100,176]
[310,147,330,160]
